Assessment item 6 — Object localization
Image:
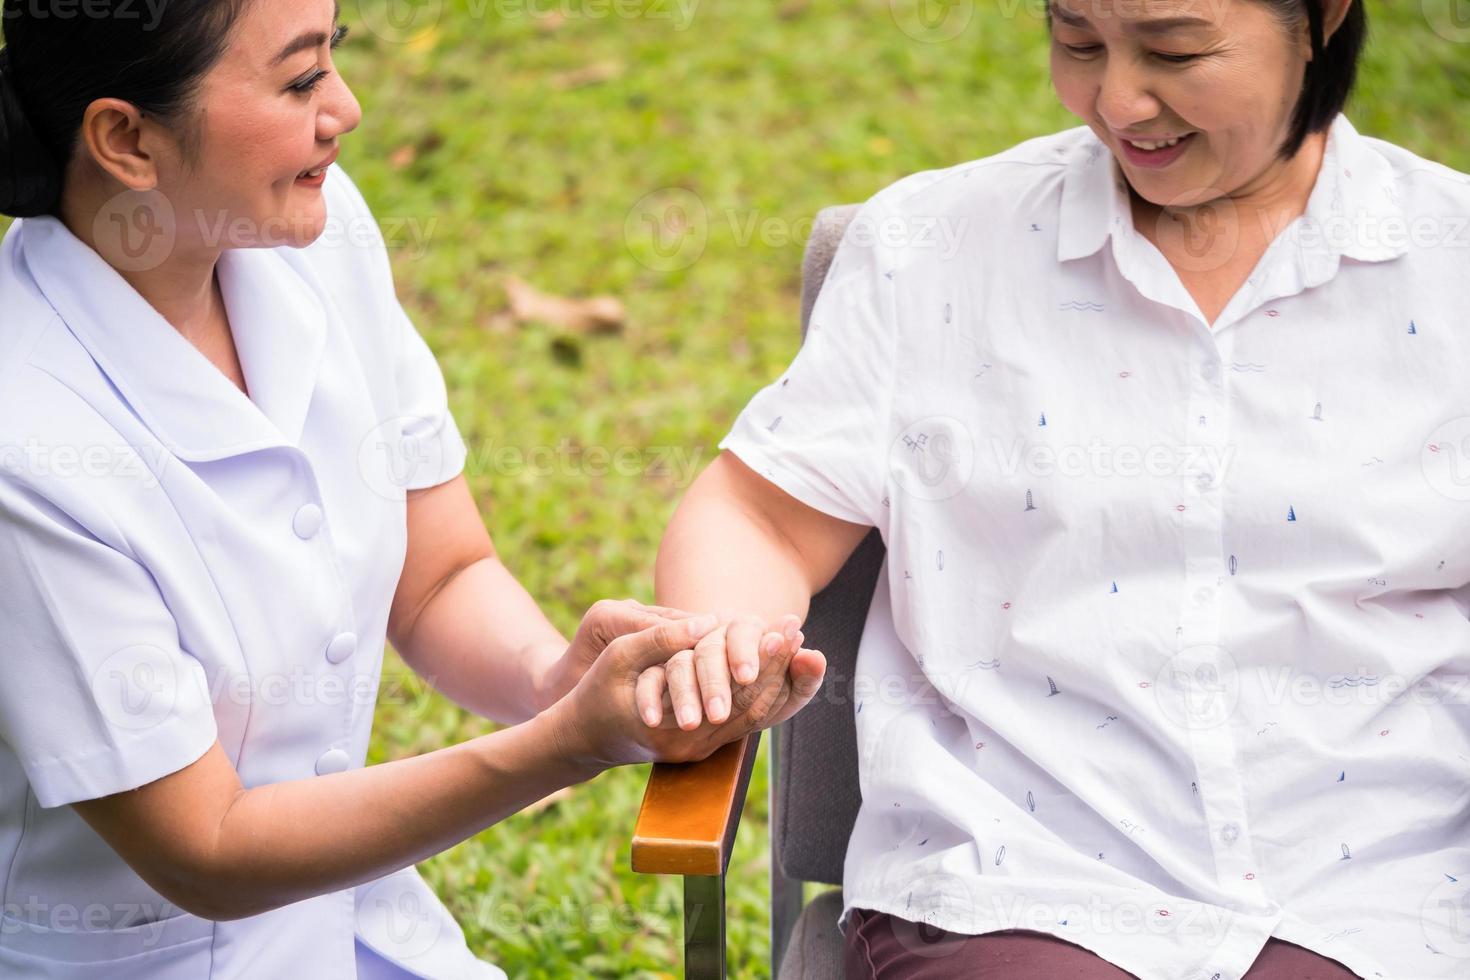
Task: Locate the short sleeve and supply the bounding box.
[319,167,468,493]
[718,197,899,528]
[0,477,217,808]
[388,300,469,492]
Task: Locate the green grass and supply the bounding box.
[4,2,1467,976]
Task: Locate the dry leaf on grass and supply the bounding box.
[550,60,624,90]
[505,276,626,335]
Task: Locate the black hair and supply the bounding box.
[1260,0,1368,160]
[1043,0,1368,162]
[0,0,244,219]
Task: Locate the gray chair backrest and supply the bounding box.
[773,205,887,886]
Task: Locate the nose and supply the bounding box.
[1094,56,1162,135]
[318,73,363,142]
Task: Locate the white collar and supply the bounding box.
[1057,114,1408,272]
[20,217,330,462]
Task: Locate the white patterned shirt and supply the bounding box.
[718,114,1470,980]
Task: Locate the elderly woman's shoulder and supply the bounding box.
[857,124,1098,232]
[1365,133,1470,203]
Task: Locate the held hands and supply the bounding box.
[546,606,826,774]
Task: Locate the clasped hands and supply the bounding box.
[543,599,827,773]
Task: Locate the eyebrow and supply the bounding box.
[271,2,342,67]
[1047,3,1214,35]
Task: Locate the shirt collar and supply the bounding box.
[19,216,329,462]
[1057,114,1407,269]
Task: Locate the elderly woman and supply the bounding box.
[648,0,1470,977]
[0,1,825,977]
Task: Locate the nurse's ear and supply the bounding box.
[76,97,168,192]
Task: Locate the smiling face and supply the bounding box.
[1048,0,1311,208]
[157,0,362,250]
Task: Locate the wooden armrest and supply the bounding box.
[630,733,761,876]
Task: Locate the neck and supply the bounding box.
[58,180,226,341]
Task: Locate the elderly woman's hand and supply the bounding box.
[535,598,704,711]
[546,615,826,771]
[633,613,808,729]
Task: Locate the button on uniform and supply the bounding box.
[1201,362,1219,380]
[325,632,358,664]
[1194,586,1215,605]
[293,503,323,540]
[315,748,351,776]
[1220,821,1240,844]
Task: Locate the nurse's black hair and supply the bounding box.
[1044,0,1368,162]
[0,0,244,219]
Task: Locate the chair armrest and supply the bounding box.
[631,733,761,876]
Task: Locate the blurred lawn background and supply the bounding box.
[3,1,1463,977]
[335,1,1467,977]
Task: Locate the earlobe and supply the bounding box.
[79,98,159,192]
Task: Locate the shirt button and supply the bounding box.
[325,632,358,664]
[1196,472,1214,490]
[315,748,351,776]
[293,503,324,540]
[1220,821,1240,844]
[1194,587,1215,605]
[1201,362,1218,380]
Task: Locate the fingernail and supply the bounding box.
[762,634,781,656]
[794,630,806,649]
[642,707,659,726]
[783,619,800,641]
[708,697,726,719]
[676,706,697,728]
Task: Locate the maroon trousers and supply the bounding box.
[843,908,1363,979]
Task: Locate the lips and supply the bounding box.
[297,146,340,180]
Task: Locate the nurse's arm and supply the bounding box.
[387,474,570,724]
[69,616,810,923]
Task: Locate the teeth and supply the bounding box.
[1128,136,1185,151]
[300,166,327,178]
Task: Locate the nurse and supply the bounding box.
[0,1,827,978]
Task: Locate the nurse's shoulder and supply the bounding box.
[0,224,162,550]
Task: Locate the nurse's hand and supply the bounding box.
[547,615,826,770]
[536,599,706,711]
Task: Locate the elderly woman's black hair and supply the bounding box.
[0,0,244,219]
[1045,0,1368,161]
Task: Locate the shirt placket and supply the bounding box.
[1175,337,1277,916]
